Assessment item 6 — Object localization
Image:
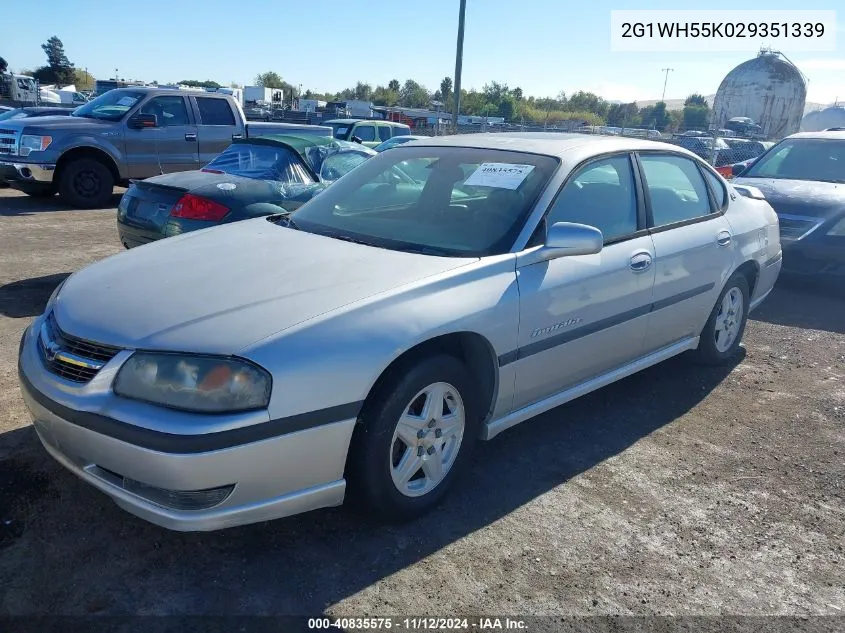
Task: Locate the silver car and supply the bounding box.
[17,133,782,531]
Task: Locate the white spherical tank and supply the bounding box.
[801,106,845,132]
[712,51,807,139]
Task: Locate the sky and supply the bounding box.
[3,0,843,106]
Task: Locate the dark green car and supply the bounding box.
[116,135,375,249]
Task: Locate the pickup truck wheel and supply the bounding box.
[347,354,480,522]
[57,158,114,209]
[690,273,750,366]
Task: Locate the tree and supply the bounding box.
[606,102,640,127]
[498,95,516,120]
[73,68,95,91]
[439,76,452,103]
[34,36,75,85]
[353,81,373,101]
[640,101,670,130]
[372,85,399,106]
[512,87,523,101]
[682,93,710,131]
[180,79,221,89]
[388,79,400,92]
[399,79,430,108]
[0,56,7,74]
[254,71,285,89]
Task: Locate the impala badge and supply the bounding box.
[531,318,583,339]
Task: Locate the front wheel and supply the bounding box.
[347,354,480,521]
[691,273,750,365]
[57,158,115,209]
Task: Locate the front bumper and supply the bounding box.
[0,160,56,184]
[17,321,356,531]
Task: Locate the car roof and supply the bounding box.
[784,130,845,141]
[323,119,361,124]
[403,132,701,160]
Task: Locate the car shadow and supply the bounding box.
[0,273,70,318]
[0,350,743,616]
[750,279,845,335]
[0,191,123,216]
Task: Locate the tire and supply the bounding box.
[347,354,481,522]
[57,158,115,209]
[691,273,750,366]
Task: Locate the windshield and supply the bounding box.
[72,89,145,121]
[743,138,845,183]
[290,146,558,257]
[328,122,353,140]
[205,143,316,183]
[0,109,26,121]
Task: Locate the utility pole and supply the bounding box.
[451,0,467,132]
[660,68,673,103]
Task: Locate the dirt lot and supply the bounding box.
[0,187,843,622]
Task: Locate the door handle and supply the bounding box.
[716,231,732,247]
[232,134,244,140]
[630,252,653,272]
[185,133,197,141]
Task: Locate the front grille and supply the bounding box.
[778,215,822,241]
[38,313,121,383]
[0,130,18,155]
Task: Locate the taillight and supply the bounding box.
[170,194,230,221]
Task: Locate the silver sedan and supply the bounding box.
[17,133,782,531]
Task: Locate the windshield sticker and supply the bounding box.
[116,96,139,107]
[464,163,535,189]
[217,182,237,191]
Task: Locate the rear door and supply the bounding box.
[636,151,735,352]
[377,124,392,143]
[125,94,199,177]
[192,96,241,166]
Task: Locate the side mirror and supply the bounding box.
[351,136,363,144]
[542,222,603,260]
[128,113,158,129]
[731,161,750,176]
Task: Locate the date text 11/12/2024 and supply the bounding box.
[307,617,528,630]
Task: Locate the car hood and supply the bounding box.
[733,177,845,219]
[53,219,476,354]
[9,115,115,133]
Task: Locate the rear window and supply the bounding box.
[205,143,315,183]
[195,98,236,126]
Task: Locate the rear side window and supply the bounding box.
[392,127,410,137]
[640,154,713,227]
[195,98,236,126]
[378,126,392,141]
[353,125,376,142]
[702,167,727,209]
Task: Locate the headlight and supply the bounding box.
[19,135,53,157]
[114,353,271,413]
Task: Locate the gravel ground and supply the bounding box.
[0,188,843,624]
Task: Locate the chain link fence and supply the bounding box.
[409,121,777,174]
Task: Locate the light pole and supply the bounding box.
[451,0,467,132]
[660,68,673,103]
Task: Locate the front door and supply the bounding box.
[636,152,736,352]
[512,153,656,410]
[125,95,199,178]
